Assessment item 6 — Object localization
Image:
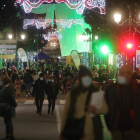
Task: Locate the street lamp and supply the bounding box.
[8,34,13,40]
[21,34,25,40]
[114,14,121,24]
[95,35,98,40]
[81,33,88,41]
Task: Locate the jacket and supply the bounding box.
[34,79,46,96]
[105,82,140,132]
[0,83,17,118]
[23,73,33,84]
[61,84,108,140]
[47,82,59,100]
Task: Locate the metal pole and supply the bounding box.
[37,33,39,71]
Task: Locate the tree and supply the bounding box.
[82,0,140,53]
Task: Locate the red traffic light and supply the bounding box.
[126,43,133,49]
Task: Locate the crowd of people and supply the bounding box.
[0,63,140,140]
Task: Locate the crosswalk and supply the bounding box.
[16,99,66,105]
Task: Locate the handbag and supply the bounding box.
[0,102,10,115]
[61,91,91,140]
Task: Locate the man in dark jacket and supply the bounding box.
[23,70,33,97]
[34,73,46,115]
[105,65,140,140]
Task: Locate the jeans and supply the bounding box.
[25,83,30,95]
[35,95,44,112]
[48,100,56,113]
[4,117,13,135]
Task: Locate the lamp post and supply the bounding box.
[114,11,140,69]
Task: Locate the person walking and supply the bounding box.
[34,73,46,115]
[0,76,17,140]
[14,77,22,97]
[47,76,59,115]
[59,65,108,140]
[105,65,140,140]
[23,70,33,97]
[11,70,18,84]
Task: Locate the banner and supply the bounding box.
[70,50,81,69]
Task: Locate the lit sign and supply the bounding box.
[15,0,105,14]
[23,19,53,29]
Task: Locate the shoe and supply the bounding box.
[3,135,15,140]
[51,111,54,115]
[39,112,42,115]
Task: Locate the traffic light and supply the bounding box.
[100,45,110,55]
[126,43,133,49]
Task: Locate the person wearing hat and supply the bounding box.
[59,65,108,140]
[105,65,140,140]
[0,76,17,140]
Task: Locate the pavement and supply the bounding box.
[0,91,112,140]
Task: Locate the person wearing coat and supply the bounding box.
[0,76,17,140]
[59,65,108,140]
[34,73,46,115]
[47,76,59,115]
[105,65,140,140]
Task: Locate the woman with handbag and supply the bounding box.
[0,76,17,140]
[59,65,108,140]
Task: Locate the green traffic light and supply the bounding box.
[100,45,110,55]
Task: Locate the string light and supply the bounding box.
[23,19,85,29]
[15,0,106,14]
[23,19,53,29]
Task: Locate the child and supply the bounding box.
[14,77,22,97]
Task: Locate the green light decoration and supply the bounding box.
[100,45,110,55]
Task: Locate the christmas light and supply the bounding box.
[15,0,53,13]
[23,19,53,29]
[23,19,85,29]
[42,32,58,41]
[55,19,84,28]
[15,0,105,14]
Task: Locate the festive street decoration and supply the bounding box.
[23,19,53,29]
[55,19,84,28]
[14,0,53,13]
[23,19,84,29]
[42,32,58,41]
[15,0,105,14]
[70,50,81,69]
[18,48,29,68]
